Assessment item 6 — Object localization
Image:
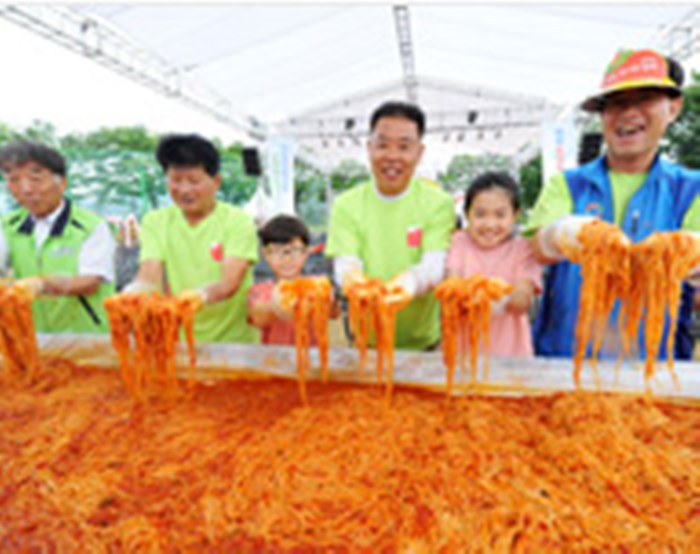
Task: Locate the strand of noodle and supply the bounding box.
[435,276,512,393]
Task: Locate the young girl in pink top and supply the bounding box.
[446,172,542,357]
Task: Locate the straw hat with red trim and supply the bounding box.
[581,48,683,113]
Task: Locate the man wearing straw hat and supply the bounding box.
[528,48,700,359]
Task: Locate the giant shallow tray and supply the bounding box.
[34,333,700,401]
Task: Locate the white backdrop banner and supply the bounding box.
[541,117,578,184]
[265,136,296,216]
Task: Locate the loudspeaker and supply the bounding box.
[578,132,603,165]
[242,147,262,177]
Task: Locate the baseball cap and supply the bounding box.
[581,48,683,112]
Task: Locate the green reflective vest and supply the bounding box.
[3,200,114,334]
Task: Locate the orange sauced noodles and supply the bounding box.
[277,276,333,405]
[0,284,40,381]
[435,276,512,395]
[566,223,699,393]
[0,359,698,552]
[562,220,631,387]
[621,231,700,391]
[103,292,199,400]
[343,278,409,402]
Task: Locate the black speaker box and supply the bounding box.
[578,132,603,165]
[242,147,262,176]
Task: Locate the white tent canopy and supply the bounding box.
[2,3,699,170]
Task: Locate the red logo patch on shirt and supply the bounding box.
[406,226,422,248]
[210,241,224,262]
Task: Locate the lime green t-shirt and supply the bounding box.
[140,202,259,344]
[326,179,455,350]
[524,171,700,234]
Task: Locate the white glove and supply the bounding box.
[389,270,418,298]
[342,269,369,289]
[538,215,597,260]
[176,288,208,311]
[683,231,700,287]
[335,256,366,290]
[14,276,45,299]
[122,280,158,294]
[688,266,700,288]
[490,294,511,316]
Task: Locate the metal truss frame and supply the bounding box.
[0,4,265,140]
[393,5,418,104]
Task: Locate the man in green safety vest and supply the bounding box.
[0,141,116,333]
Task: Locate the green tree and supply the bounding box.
[664,70,700,168]
[20,120,59,146]
[518,154,543,211]
[0,122,257,217]
[0,122,14,144]
[219,143,258,206]
[64,140,258,216]
[294,157,327,228]
[293,158,370,229]
[0,119,59,146]
[62,126,167,215]
[65,149,164,216]
[330,159,369,193]
[62,126,158,152]
[439,153,513,193]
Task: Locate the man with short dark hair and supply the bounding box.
[527,48,700,359]
[325,101,455,350]
[0,140,116,333]
[125,134,259,343]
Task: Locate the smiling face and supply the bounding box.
[367,116,425,196]
[466,187,518,250]
[263,238,310,280]
[4,161,66,218]
[166,165,220,224]
[601,88,682,173]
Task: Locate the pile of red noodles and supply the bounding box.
[0,358,697,552]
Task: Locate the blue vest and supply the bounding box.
[533,155,700,359]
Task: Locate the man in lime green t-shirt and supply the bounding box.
[124,134,259,343]
[326,101,455,350]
